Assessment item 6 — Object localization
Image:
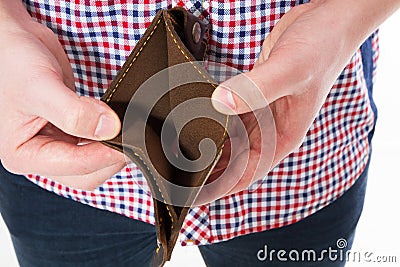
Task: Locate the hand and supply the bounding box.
[206,0,394,199]
[0,2,125,190]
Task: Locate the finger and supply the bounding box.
[3,135,125,176]
[48,161,126,191]
[209,113,274,198]
[224,147,263,195]
[29,76,120,140]
[195,148,254,205]
[38,123,79,144]
[210,138,231,174]
[204,168,226,187]
[195,133,252,204]
[210,114,243,175]
[211,52,295,115]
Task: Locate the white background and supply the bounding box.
[1,9,399,267]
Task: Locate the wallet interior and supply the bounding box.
[101,7,229,266]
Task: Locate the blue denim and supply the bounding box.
[0,37,375,266]
[198,162,369,267]
[0,159,370,267]
[360,33,378,142]
[0,166,157,267]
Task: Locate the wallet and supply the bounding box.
[100,7,229,266]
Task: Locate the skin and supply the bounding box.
[0,0,399,196]
[210,0,400,197]
[0,0,125,190]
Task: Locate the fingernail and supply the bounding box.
[212,87,236,115]
[94,114,119,139]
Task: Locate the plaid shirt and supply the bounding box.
[23,0,378,246]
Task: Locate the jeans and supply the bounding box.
[198,163,369,267]
[0,159,369,267]
[0,165,157,267]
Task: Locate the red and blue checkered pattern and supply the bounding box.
[22,0,378,246]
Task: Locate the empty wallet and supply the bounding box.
[100,7,229,267]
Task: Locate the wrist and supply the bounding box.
[320,0,400,47]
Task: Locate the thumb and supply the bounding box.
[211,57,293,115]
[32,77,120,140]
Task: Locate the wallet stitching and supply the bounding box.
[103,11,230,261]
[163,17,230,229]
[164,19,229,145]
[201,40,208,61]
[103,16,176,240]
[134,147,175,226]
[104,18,162,104]
[167,14,181,30]
[164,20,231,242]
[165,21,213,85]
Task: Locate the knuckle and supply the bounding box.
[62,101,85,135]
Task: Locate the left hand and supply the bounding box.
[202,0,376,201]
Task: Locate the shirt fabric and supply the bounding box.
[23,0,379,246]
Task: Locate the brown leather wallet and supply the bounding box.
[100,7,229,266]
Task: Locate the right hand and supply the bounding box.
[0,2,126,190]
